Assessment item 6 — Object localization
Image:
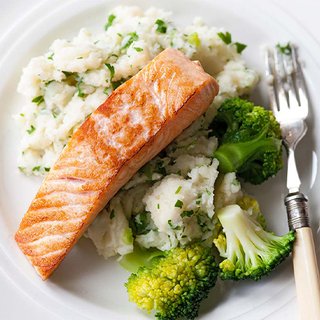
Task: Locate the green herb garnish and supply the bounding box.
[122,32,139,50]
[18,166,26,173]
[111,79,126,90]
[276,43,292,55]
[44,167,51,172]
[217,31,232,44]
[130,212,151,235]
[105,63,115,79]
[47,52,54,60]
[32,166,41,172]
[174,200,183,208]
[134,47,143,52]
[187,32,201,48]
[32,95,44,106]
[168,219,181,230]
[76,78,85,98]
[155,19,167,33]
[110,209,115,219]
[175,186,182,194]
[104,14,116,31]
[180,210,194,218]
[235,42,247,54]
[62,71,73,77]
[27,125,36,134]
[51,110,58,118]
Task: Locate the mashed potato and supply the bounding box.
[16,6,259,257]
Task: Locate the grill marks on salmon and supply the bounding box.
[15,48,219,279]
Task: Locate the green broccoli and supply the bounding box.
[237,194,266,229]
[213,204,295,281]
[211,97,283,184]
[125,243,218,320]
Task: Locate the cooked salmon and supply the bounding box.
[15,48,219,280]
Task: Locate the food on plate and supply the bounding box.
[14,5,295,319]
[214,204,295,280]
[211,98,283,184]
[15,6,258,176]
[126,244,218,320]
[15,48,219,280]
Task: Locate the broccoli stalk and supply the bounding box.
[211,98,283,184]
[125,244,218,320]
[213,204,295,281]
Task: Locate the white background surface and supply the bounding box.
[0,0,320,319]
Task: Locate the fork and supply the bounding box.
[266,44,320,319]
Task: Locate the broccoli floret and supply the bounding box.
[119,245,165,273]
[210,98,283,184]
[125,244,218,320]
[237,195,266,228]
[213,204,295,281]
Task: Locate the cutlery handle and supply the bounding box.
[293,227,320,320]
[285,193,320,320]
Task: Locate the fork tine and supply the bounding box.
[274,47,290,110]
[265,48,279,114]
[282,45,300,109]
[291,45,309,112]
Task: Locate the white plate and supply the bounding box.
[0,0,320,319]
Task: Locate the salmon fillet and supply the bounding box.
[15,48,219,279]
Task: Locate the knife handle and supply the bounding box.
[285,193,320,320]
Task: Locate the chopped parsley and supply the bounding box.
[104,14,116,31]
[103,87,111,95]
[44,167,51,172]
[110,209,115,219]
[105,63,115,79]
[134,47,143,52]
[168,219,181,230]
[175,186,182,194]
[111,79,126,90]
[18,166,26,173]
[27,125,36,134]
[32,166,41,172]
[47,52,54,60]
[217,31,232,44]
[174,199,183,208]
[31,95,44,106]
[276,43,292,55]
[45,80,54,86]
[205,188,211,195]
[130,212,151,235]
[76,78,85,98]
[217,31,247,54]
[141,163,153,180]
[196,198,201,205]
[234,42,247,54]
[187,32,201,48]
[180,210,194,218]
[155,19,167,33]
[20,113,24,117]
[51,110,58,118]
[157,203,160,209]
[122,32,139,50]
[62,71,74,77]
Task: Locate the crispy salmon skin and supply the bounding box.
[15,48,219,279]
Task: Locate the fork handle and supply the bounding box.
[285,193,320,319]
[293,228,320,319]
